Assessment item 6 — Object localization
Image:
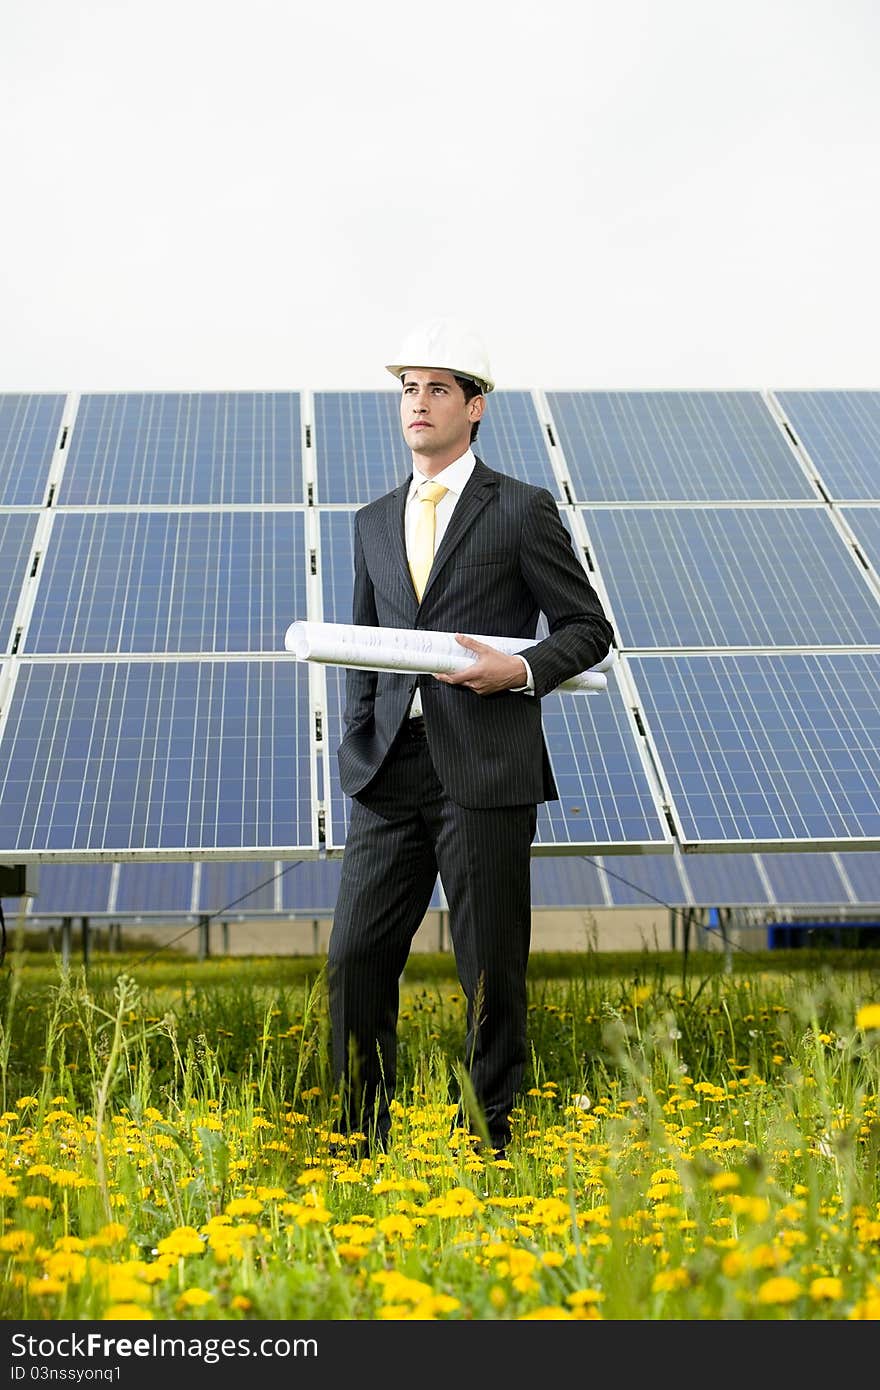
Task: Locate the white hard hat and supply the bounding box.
[386,316,495,393]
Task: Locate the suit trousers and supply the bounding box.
[328,717,537,1149]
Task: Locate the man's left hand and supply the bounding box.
[434,635,528,696]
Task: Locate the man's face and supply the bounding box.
[399,368,484,462]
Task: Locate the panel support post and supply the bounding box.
[61,916,72,971]
[198,914,210,961]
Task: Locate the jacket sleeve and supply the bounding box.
[342,512,379,734]
[517,488,615,699]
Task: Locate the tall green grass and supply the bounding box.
[1,944,879,1320]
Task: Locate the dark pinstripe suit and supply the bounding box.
[329,457,614,1149]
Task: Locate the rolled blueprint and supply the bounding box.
[284,620,613,693]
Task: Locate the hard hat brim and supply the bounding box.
[385,363,494,393]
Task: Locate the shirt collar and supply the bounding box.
[409,447,476,500]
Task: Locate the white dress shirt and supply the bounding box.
[406,447,534,717]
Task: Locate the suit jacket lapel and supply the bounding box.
[420,458,498,605]
[383,479,416,598]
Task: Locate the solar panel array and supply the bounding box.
[1,386,878,925]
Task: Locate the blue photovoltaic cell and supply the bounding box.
[199,861,278,913]
[599,853,691,907]
[838,853,880,904]
[775,391,880,501]
[0,661,314,853]
[582,507,880,648]
[628,653,880,847]
[681,854,769,906]
[314,391,558,503]
[841,507,880,574]
[547,391,814,503]
[58,394,301,505]
[27,511,308,653]
[281,858,343,913]
[0,394,64,505]
[529,857,609,908]
[319,508,581,626]
[115,863,195,914]
[25,863,114,915]
[537,670,669,850]
[759,852,848,905]
[1,513,38,649]
[320,511,359,623]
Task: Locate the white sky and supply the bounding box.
[2,0,879,393]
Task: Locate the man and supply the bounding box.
[328,316,614,1158]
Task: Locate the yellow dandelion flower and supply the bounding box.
[856,1004,880,1031]
[156,1227,204,1257]
[0,1230,35,1253]
[104,1276,151,1305]
[567,1289,604,1306]
[652,1268,690,1292]
[372,1271,434,1304]
[44,1252,87,1282]
[15,1097,38,1110]
[336,1243,368,1263]
[810,1277,843,1302]
[294,1205,332,1227]
[710,1172,740,1191]
[28,1277,65,1297]
[541,1251,565,1268]
[23,1195,52,1211]
[175,1288,214,1310]
[225,1197,263,1218]
[89,1223,128,1247]
[0,1174,19,1198]
[756,1276,802,1305]
[102,1305,154,1320]
[378,1215,415,1241]
[489,1286,507,1310]
[231,1296,252,1311]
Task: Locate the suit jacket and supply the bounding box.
[337,457,615,808]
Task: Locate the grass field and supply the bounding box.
[1,943,879,1321]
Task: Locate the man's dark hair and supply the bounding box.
[454,374,483,442]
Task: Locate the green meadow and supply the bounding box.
[1,943,879,1321]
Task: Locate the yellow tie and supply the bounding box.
[409,480,448,600]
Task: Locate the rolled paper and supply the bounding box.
[284,620,612,694]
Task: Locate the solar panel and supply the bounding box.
[681,853,770,906]
[841,507,880,576]
[529,856,610,908]
[0,660,315,856]
[835,852,880,906]
[759,852,850,906]
[58,393,302,505]
[773,391,880,501]
[313,390,559,503]
[115,862,196,914]
[199,861,279,913]
[627,652,880,849]
[581,506,880,649]
[24,863,114,916]
[0,394,64,505]
[597,853,690,907]
[547,391,814,502]
[1,513,38,650]
[26,511,308,653]
[536,668,671,851]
